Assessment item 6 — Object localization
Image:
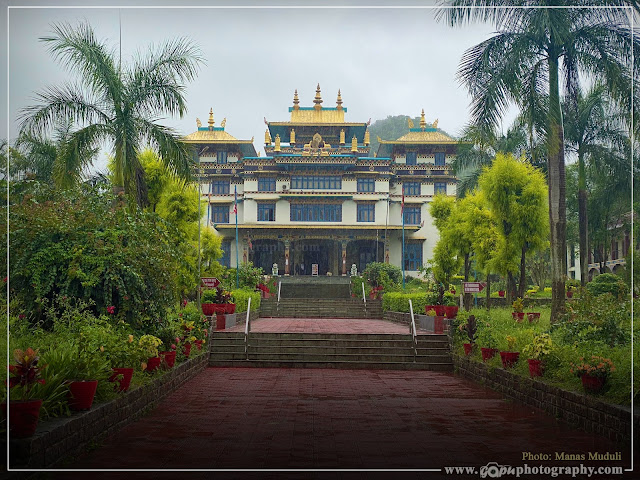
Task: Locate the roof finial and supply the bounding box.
[339,129,346,145]
[265,128,271,146]
[364,129,370,146]
[336,89,343,110]
[351,135,358,153]
[420,109,426,130]
[208,108,214,129]
[293,89,300,110]
[313,83,323,110]
[274,134,281,152]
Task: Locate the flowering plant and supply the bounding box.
[570,356,615,378]
[512,298,524,313]
[202,287,232,304]
[9,348,46,401]
[522,334,552,360]
[505,335,517,352]
[138,335,163,358]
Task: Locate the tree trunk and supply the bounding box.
[578,152,589,286]
[518,246,527,298]
[547,49,567,322]
[486,273,491,311]
[507,272,516,304]
[463,253,472,310]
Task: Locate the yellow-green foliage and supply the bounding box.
[231,288,261,313]
[382,292,437,313]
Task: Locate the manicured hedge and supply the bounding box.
[382,292,436,313]
[231,288,261,313]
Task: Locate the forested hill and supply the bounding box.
[368,115,457,155]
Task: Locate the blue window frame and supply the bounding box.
[357,177,375,192]
[403,205,421,225]
[257,203,276,221]
[403,182,421,196]
[210,180,230,195]
[404,242,423,271]
[258,177,276,192]
[406,151,417,165]
[357,204,375,222]
[290,203,342,222]
[434,182,447,195]
[211,205,229,224]
[217,151,228,164]
[220,240,231,267]
[435,153,446,166]
[291,175,341,189]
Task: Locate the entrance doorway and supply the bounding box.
[347,240,384,274]
[291,239,335,275]
[250,239,285,275]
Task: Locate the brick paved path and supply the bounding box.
[65,367,628,478]
[226,317,430,334]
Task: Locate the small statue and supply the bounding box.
[407,118,414,129]
[221,118,227,127]
[196,118,202,128]
[272,263,279,276]
[432,119,439,128]
[350,264,358,276]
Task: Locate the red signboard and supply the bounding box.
[201,277,220,289]
[463,282,486,293]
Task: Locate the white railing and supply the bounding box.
[409,299,418,362]
[361,282,367,314]
[244,296,252,360]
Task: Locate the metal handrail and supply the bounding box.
[409,299,418,362]
[277,281,281,313]
[244,296,252,360]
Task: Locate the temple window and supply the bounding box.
[291,175,342,189]
[210,180,230,195]
[217,151,228,164]
[220,240,231,267]
[357,204,375,222]
[435,153,446,166]
[211,205,230,224]
[403,205,421,225]
[434,182,447,195]
[404,242,423,271]
[406,151,417,165]
[258,177,276,192]
[257,203,276,221]
[290,203,342,222]
[403,182,421,196]
[357,178,375,192]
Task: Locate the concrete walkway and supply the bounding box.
[64,367,628,478]
[226,317,432,335]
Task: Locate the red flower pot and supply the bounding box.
[526,312,541,323]
[213,304,227,315]
[434,316,445,334]
[463,343,473,356]
[481,348,498,362]
[500,351,520,369]
[511,312,525,322]
[160,351,176,368]
[146,356,161,372]
[498,290,505,297]
[183,343,192,358]
[434,305,446,316]
[425,305,436,315]
[201,303,216,316]
[225,303,236,314]
[2,399,43,438]
[567,290,574,298]
[528,359,543,378]
[581,374,605,393]
[194,340,204,350]
[444,306,458,319]
[67,380,98,411]
[109,367,134,392]
[216,313,226,330]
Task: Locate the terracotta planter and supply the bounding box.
[498,290,505,297]
[526,312,541,323]
[500,351,520,369]
[146,356,162,372]
[463,343,473,356]
[481,347,498,362]
[2,399,43,438]
[67,380,98,411]
[527,359,543,378]
[216,313,226,330]
[434,305,446,316]
[194,339,204,350]
[434,316,445,334]
[511,312,525,322]
[444,306,458,319]
[201,303,216,316]
[581,374,606,393]
[160,350,176,368]
[567,290,574,298]
[424,305,437,315]
[109,367,134,392]
[225,303,236,314]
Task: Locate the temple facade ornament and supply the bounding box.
[274,134,281,151]
[340,129,345,145]
[313,83,323,110]
[196,118,202,128]
[336,89,343,110]
[420,109,426,130]
[290,128,296,144]
[265,128,271,145]
[208,108,214,129]
[351,135,358,152]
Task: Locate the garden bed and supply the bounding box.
[6,352,209,468]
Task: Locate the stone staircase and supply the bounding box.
[259,298,383,319]
[208,332,452,371]
[277,276,351,299]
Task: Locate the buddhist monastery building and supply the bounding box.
[184,85,459,277]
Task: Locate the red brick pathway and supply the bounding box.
[63,368,628,478]
[226,317,430,335]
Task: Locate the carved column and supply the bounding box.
[284,239,291,276]
[242,239,248,264]
[341,240,348,276]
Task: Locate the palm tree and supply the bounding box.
[564,84,629,285]
[438,1,640,319]
[20,22,203,207]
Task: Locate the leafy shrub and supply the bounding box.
[382,292,435,313]
[586,273,629,299]
[363,262,402,287]
[231,288,261,313]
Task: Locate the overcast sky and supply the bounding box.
[2,0,503,171]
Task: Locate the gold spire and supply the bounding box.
[275,134,281,152]
[339,129,345,145]
[336,89,343,110]
[351,135,358,152]
[290,128,296,144]
[265,128,271,146]
[313,83,323,110]
[208,108,214,129]
[420,109,426,130]
[293,89,300,110]
[364,129,370,146]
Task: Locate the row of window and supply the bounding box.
[402,152,446,166]
[210,204,422,225]
[209,179,446,195]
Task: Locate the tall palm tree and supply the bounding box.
[438,1,639,319]
[20,22,203,207]
[564,84,629,285]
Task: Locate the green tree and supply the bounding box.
[439,1,640,320]
[139,149,170,212]
[20,21,203,207]
[478,153,549,300]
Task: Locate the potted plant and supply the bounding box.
[499,335,520,369]
[526,312,541,323]
[107,333,140,392]
[476,320,498,362]
[522,333,552,378]
[139,335,163,372]
[498,290,505,297]
[511,298,525,322]
[570,356,615,393]
[66,337,111,411]
[457,314,476,356]
[201,288,220,316]
[443,292,458,319]
[5,348,47,437]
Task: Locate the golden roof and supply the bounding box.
[183,128,253,144]
[380,129,458,145]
